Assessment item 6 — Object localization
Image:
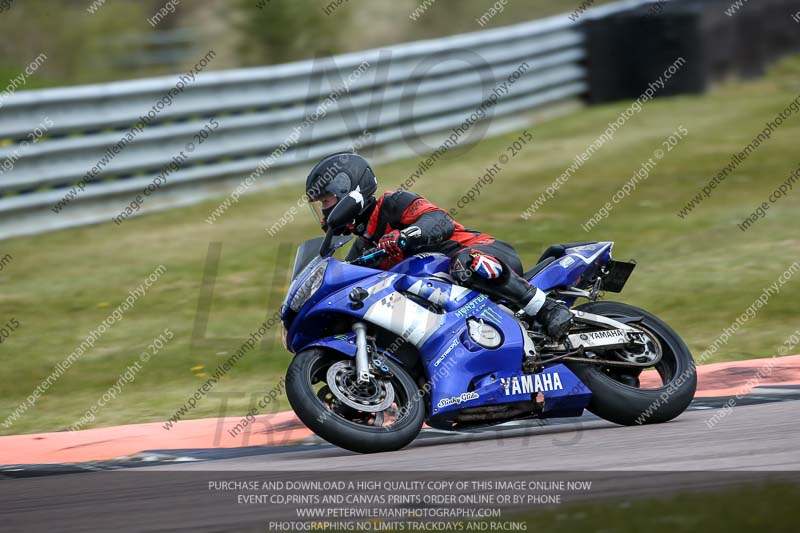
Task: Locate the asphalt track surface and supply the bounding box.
[148,400,800,471]
[3,400,799,532]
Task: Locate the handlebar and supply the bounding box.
[350,248,386,265]
[349,236,407,266]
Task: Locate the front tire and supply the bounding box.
[566,301,697,425]
[286,348,425,453]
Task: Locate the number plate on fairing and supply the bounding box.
[602,260,636,292]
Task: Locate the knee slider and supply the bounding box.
[450,250,475,283]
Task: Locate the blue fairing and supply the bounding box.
[531,242,613,291]
[388,253,451,277]
[282,240,617,423]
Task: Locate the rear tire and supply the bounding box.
[566,301,697,425]
[286,348,425,453]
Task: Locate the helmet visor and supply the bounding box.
[308,193,338,228]
[308,200,326,227]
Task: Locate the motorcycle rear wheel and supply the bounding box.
[566,301,697,425]
[286,348,425,453]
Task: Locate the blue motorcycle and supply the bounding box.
[283,231,696,454]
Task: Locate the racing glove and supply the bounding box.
[376,229,405,269]
[377,229,404,257]
[376,227,423,269]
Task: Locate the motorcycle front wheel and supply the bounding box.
[286,348,425,453]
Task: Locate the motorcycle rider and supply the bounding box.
[305,152,573,339]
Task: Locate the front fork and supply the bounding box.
[352,321,372,383]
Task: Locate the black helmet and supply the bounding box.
[306,152,378,233]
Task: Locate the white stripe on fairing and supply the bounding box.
[367,274,397,296]
[567,243,611,265]
[404,303,422,343]
[408,299,445,345]
[407,279,425,295]
[406,280,448,307]
[364,293,445,346]
[449,285,472,301]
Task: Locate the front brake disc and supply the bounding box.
[325,360,395,413]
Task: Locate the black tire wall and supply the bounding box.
[585,0,800,104]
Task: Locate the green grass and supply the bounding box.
[502,482,800,533]
[1,56,799,436]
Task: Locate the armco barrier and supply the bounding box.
[0,0,688,239]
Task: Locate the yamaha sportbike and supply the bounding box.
[282,236,697,453]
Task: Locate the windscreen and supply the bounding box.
[290,236,351,280]
[291,238,325,280]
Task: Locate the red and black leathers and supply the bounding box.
[345,190,539,313]
[346,191,493,258]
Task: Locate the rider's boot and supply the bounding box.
[530,297,573,341]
